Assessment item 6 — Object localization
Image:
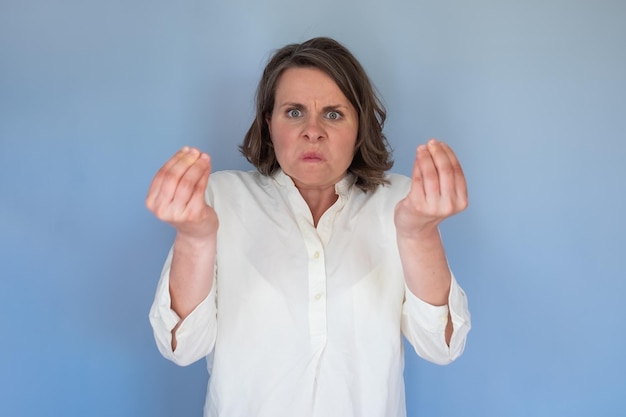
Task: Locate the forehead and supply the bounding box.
[274,67,348,102]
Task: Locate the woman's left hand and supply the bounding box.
[394,139,468,238]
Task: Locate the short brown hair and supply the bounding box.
[239,37,393,192]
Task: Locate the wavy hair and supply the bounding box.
[239,37,393,192]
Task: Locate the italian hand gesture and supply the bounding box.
[394,139,468,237]
[146,147,218,240]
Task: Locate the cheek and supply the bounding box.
[337,137,357,166]
[271,123,297,145]
[268,127,293,161]
[344,129,358,153]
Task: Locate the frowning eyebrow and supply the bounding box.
[277,102,349,112]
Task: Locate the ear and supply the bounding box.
[265,113,272,136]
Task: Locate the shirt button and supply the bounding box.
[313,251,320,259]
[314,293,323,301]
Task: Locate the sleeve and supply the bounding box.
[401,271,471,365]
[148,248,218,367]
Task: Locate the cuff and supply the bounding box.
[403,271,470,332]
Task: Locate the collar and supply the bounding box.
[271,169,356,199]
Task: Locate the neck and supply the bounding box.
[297,186,338,227]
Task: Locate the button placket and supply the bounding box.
[307,240,327,345]
[287,189,328,347]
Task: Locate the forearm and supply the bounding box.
[397,226,450,306]
[397,226,454,344]
[169,232,217,320]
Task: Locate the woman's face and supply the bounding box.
[267,67,358,192]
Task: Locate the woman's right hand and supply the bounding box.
[146,147,218,241]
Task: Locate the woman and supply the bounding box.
[147,37,470,417]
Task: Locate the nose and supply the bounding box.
[302,116,326,142]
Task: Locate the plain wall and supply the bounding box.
[1,0,625,416]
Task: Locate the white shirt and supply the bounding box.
[149,169,471,417]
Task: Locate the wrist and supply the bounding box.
[396,223,440,242]
[174,230,218,252]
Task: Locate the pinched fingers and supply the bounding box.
[146,147,192,207]
[146,147,211,221]
[155,148,204,206]
[426,139,455,197]
[410,139,468,217]
[170,152,211,216]
[440,142,468,208]
[429,139,468,214]
[189,156,211,208]
[416,142,440,201]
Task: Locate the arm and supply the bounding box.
[146,147,219,352]
[394,139,468,346]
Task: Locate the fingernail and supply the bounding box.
[182,146,190,152]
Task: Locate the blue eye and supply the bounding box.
[287,109,302,118]
[326,111,341,120]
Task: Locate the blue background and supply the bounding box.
[2,0,625,416]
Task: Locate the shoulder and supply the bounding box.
[206,170,275,205]
[209,170,267,188]
[210,169,257,181]
[347,173,409,212]
[384,172,411,187]
[376,172,411,196]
